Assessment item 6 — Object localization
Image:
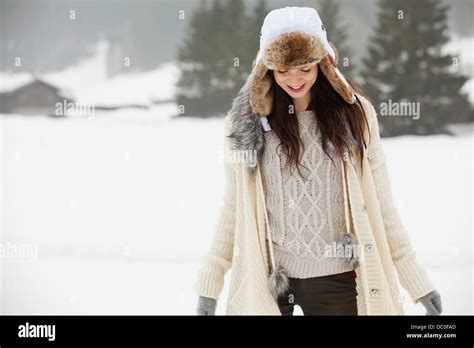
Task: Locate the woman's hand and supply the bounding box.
[417,290,442,315]
[196,296,217,315]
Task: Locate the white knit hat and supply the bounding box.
[249,6,356,116]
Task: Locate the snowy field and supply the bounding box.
[0,108,472,315]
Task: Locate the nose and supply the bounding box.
[287,77,305,85]
[285,70,305,82]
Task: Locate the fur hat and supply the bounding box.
[249,6,356,116]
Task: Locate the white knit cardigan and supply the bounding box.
[194,94,436,315]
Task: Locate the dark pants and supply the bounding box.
[277,270,358,316]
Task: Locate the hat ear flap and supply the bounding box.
[319,53,356,104]
[249,61,273,116]
[328,41,339,66]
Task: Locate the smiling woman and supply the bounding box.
[273,64,318,112]
[195,6,442,317]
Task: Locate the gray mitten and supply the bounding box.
[417,289,442,315]
[196,295,217,315]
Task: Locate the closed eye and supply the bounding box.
[277,68,311,74]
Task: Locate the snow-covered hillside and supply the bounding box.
[0,40,180,108]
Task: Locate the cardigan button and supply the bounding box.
[365,243,374,252]
[370,288,379,296]
[362,203,367,212]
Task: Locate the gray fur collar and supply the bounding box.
[226,77,265,175]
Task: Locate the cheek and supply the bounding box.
[274,73,287,87]
[306,68,318,82]
[274,72,283,83]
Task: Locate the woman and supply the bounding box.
[194,6,442,316]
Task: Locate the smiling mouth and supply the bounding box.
[287,83,305,92]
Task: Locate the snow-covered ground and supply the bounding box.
[0,109,472,315]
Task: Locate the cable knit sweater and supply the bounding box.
[261,110,355,278]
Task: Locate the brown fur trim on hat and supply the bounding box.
[328,41,339,66]
[319,55,356,104]
[249,61,273,116]
[263,31,327,70]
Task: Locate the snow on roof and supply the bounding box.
[0,72,35,93]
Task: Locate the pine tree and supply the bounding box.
[361,0,472,136]
[176,0,217,116]
[318,0,355,77]
[243,0,269,67]
[176,0,260,117]
[212,0,248,113]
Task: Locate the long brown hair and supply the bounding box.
[266,67,370,179]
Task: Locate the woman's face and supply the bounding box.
[273,64,318,99]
